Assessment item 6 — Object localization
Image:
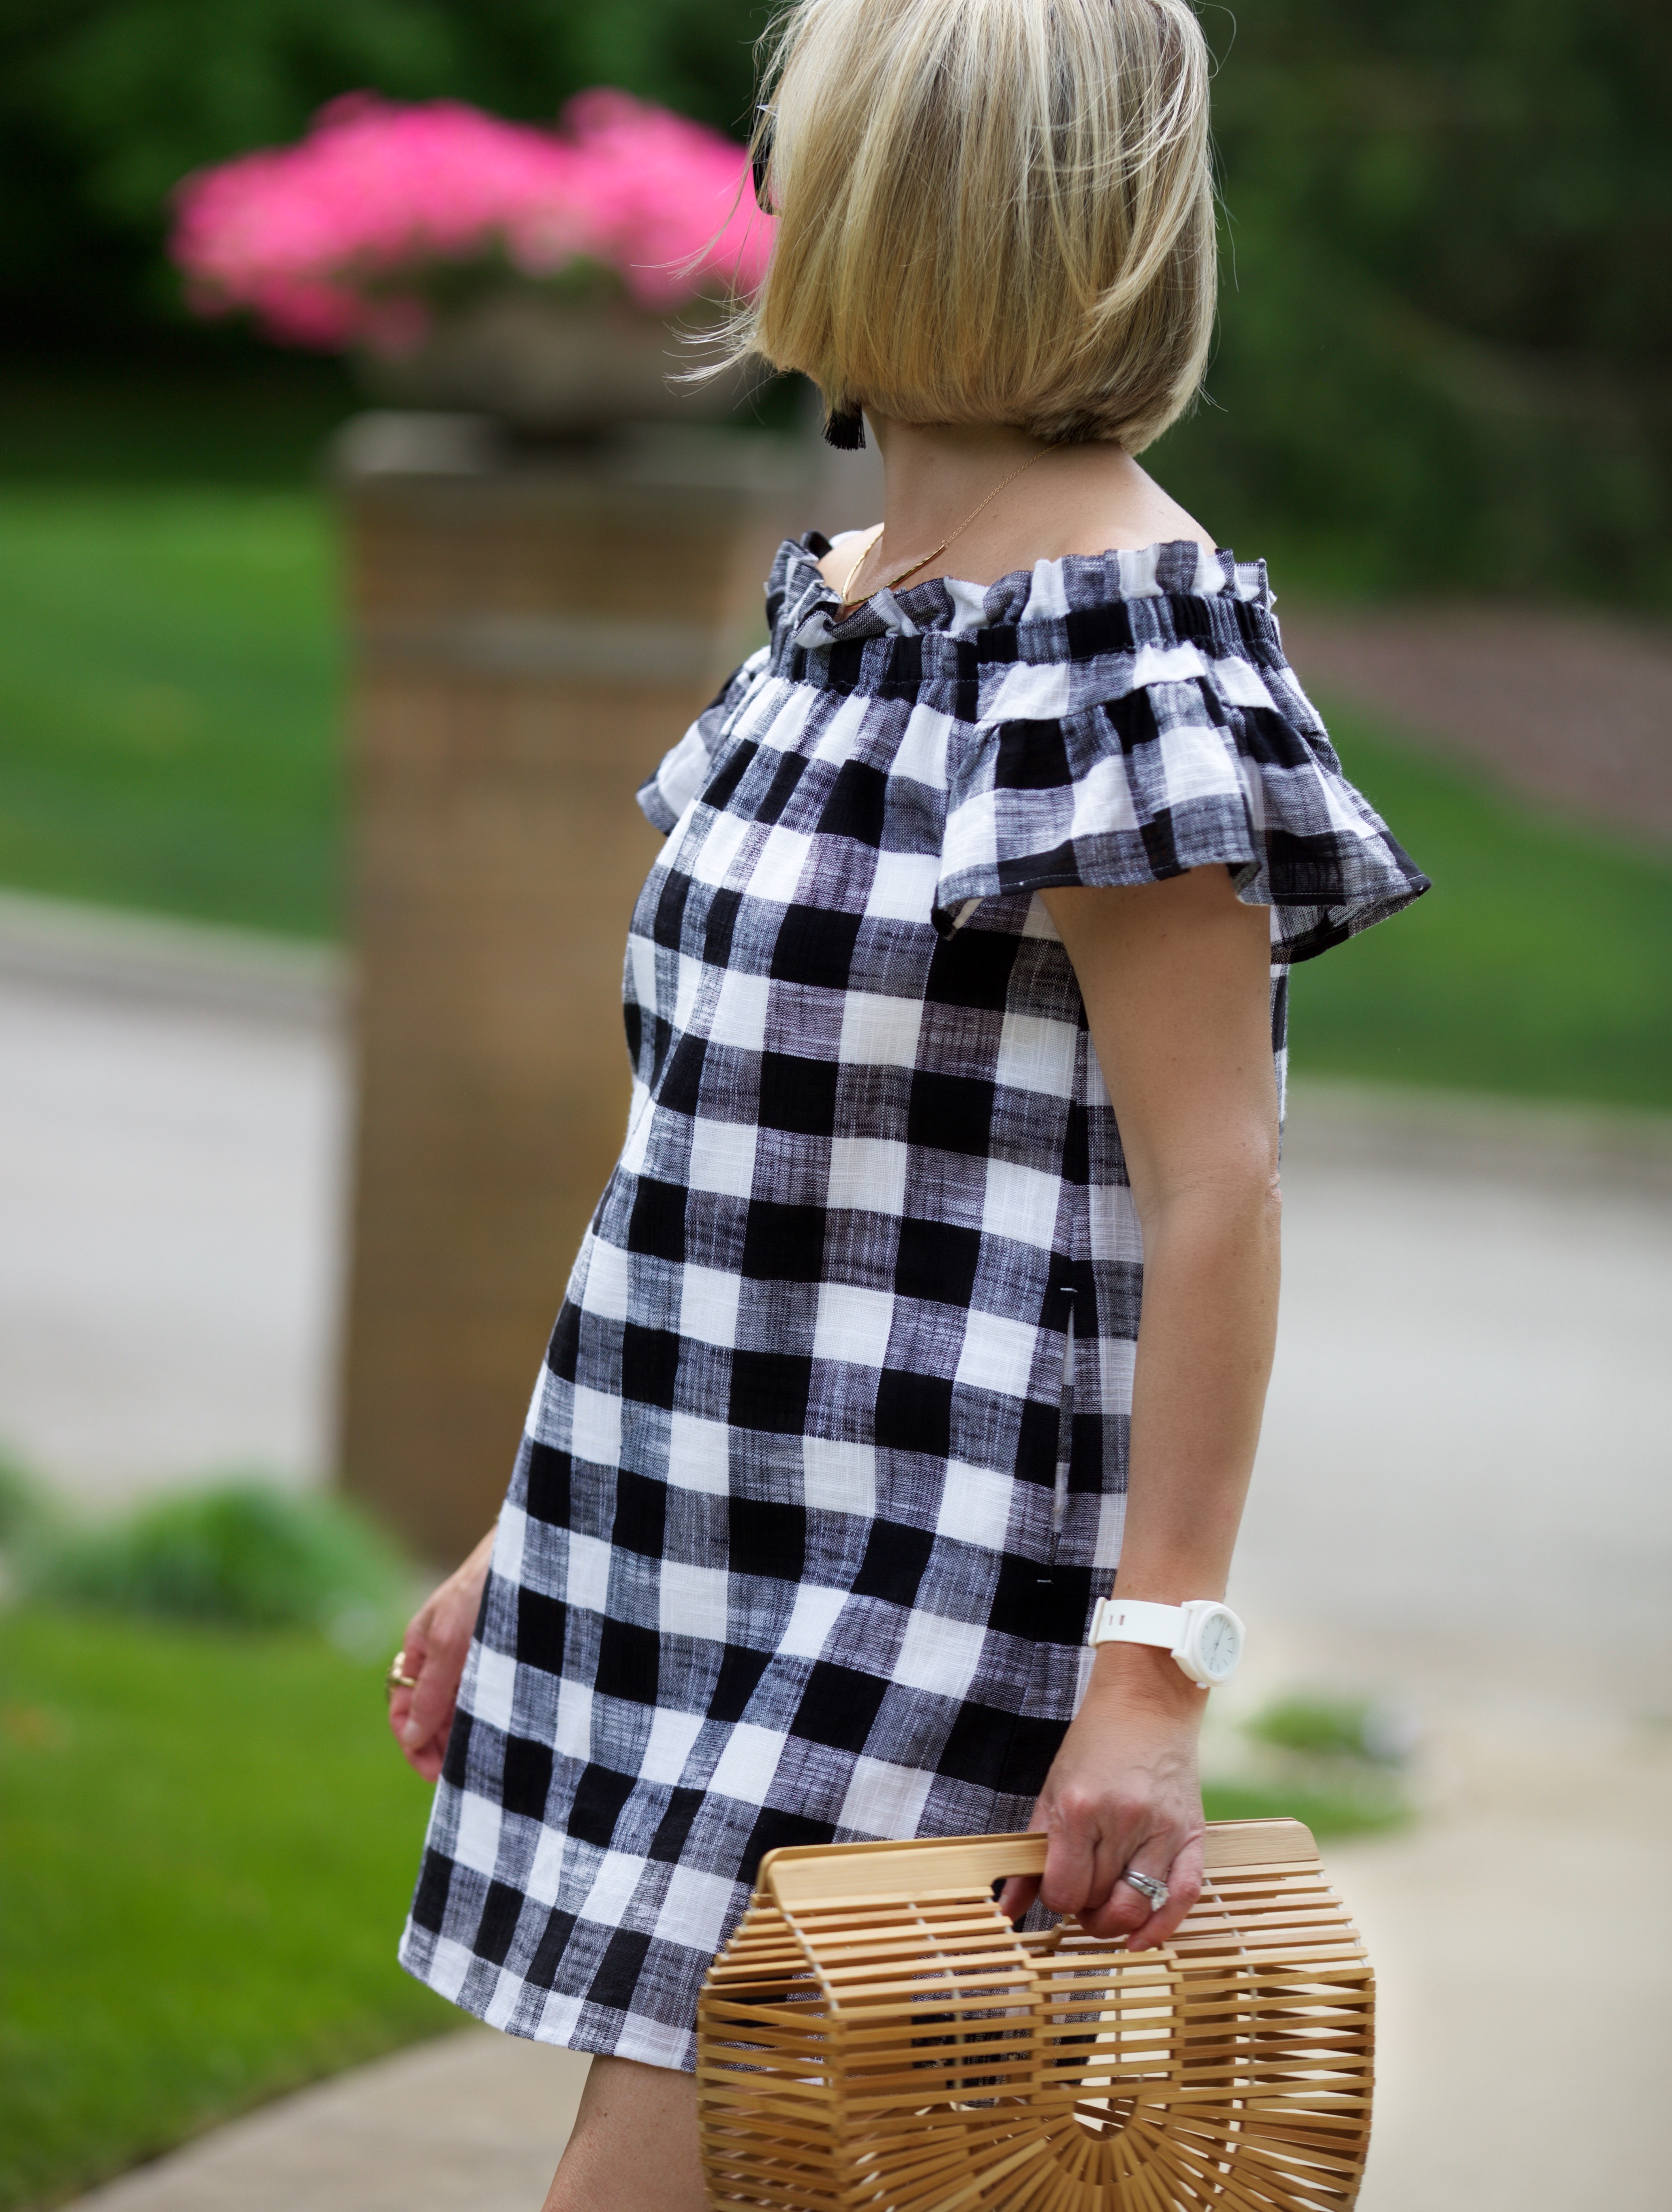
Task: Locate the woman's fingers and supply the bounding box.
[387,1531,497,1779]
[401,1655,460,1772]
[1001,1812,1132,1927]
[386,1610,429,1761]
[1140,1832,1206,1948]
[389,1604,455,1774]
[1041,1811,1168,1934]
[1000,1823,1204,1953]
[399,1607,462,1766]
[1078,1830,1205,1948]
[1037,1805,1100,1919]
[386,1681,415,1747]
[996,1872,1041,1923]
[402,1726,449,1783]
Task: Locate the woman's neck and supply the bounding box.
[824,415,1216,601]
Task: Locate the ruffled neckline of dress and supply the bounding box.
[779,533,1273,652]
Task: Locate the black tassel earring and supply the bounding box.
[751,107,774,214]
[823,406,867,450]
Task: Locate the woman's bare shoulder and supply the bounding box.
[817,523,883,596]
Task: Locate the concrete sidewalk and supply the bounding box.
[0,892,348,1503]
[1333,1694,1672,2212]
[54,2029,589,2212]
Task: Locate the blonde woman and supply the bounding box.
[387,2,1427,2204]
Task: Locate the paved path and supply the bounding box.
[1332,1698,1672,2212]
[1247,1086,1672,1676]
[0,892,347,1503]
[55,2030,590,2212]
[6,893,1669,2208]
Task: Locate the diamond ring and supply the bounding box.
[1118,1867,1169,1911]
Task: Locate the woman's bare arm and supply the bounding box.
[999,863,1281,1944]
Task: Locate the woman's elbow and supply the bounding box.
[1136,1149,1282,1243]
[1141,1168,1283,1274]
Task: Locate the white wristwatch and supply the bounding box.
[1087,1596,1246,1689]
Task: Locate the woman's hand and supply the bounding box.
[387,1529,496,1781]
[998,1642,1207,1949]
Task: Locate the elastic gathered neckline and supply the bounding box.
[783,533,1273,646]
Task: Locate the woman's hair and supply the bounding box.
[736,0,1215,451]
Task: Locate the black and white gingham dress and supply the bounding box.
[400,536,1427,2067]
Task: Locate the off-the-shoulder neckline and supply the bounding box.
[779,534,1273,638]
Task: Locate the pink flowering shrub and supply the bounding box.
[170,89,774,352]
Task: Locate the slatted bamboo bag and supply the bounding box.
[697,1820,1374,2212]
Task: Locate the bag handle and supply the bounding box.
[761,1819,1317,1910]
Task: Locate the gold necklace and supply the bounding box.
[839,446,1051,607]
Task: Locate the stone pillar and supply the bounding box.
[335,420,811,1561]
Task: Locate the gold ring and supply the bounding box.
[386,1652,419,1698]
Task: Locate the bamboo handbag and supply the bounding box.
[697,1819,1374,2212]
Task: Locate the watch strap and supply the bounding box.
[1087,1596,1186,1651]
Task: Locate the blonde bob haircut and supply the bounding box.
[737,0,1215,452]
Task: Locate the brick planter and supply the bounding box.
[335,420,811,1560]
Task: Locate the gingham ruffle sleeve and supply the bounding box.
[930,548,1429,962]
[637,648,770,834]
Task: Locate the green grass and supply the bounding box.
[0,489,341,938]
[0,1607,456,2212]
[1290,704,1672,1111]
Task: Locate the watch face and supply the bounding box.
[1198,1608,1243,1682]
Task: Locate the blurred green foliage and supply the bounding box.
[0,1605,453,2211]
[1244,1691,1415,1767]
[0,357,358,484]
[24,1480,413,1639]
[1202,1688,1418,1835]
[0,0,1666,600]
[0,1452,59,1549]
[1156,0,1672,604]
[1200,1777,1406,1837]
[0,0,772,337]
